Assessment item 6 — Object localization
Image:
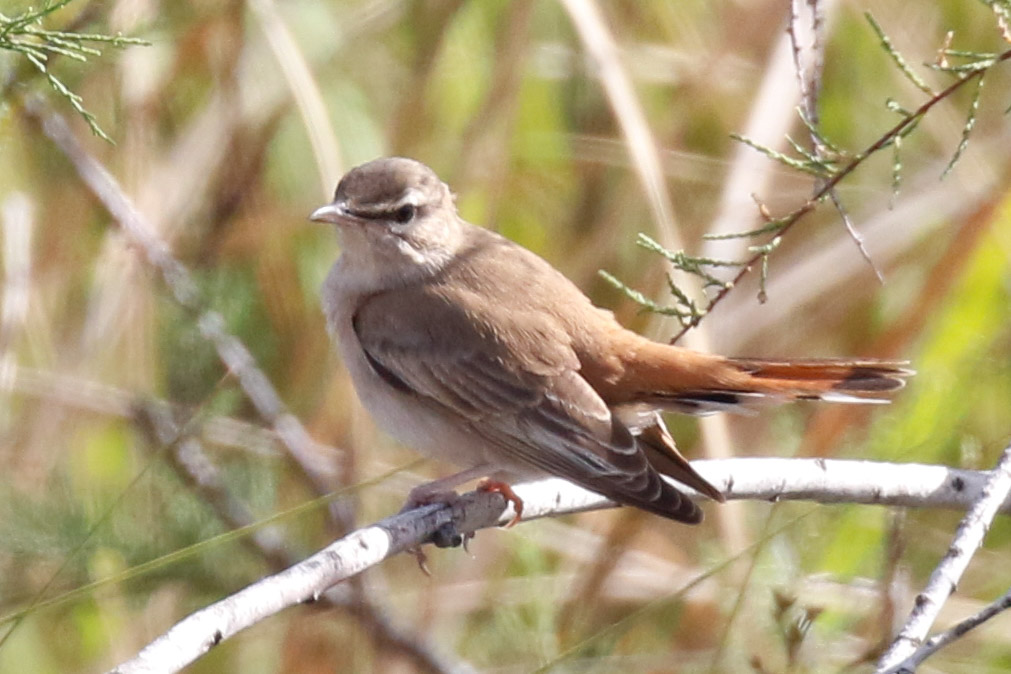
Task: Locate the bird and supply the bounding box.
[310,157,910,525]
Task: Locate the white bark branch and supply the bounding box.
[877,442,1011,672]
[110,491,508,674]
[110,457,1009,674]
[887,585,1011,672]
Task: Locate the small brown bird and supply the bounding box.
[311,157,910,524]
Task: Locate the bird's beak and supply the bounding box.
[309,202,346,225]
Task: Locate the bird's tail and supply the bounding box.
[618,343,912,415]
[726,357,911,401]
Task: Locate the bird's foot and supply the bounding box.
[476,478,524,528]
[400,486,467,573]
[399,476,521,572]
[408,546,431,576]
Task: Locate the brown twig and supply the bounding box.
[672,47,1011,343]
[789,0,884,280]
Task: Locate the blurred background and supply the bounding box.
[1,0,1010,672]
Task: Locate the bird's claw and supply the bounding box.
[477,478,524,527]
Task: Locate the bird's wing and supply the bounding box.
[352,282,702,523]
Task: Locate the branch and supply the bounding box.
[110,490,509,674]
[887,586,1011,672]
[110,457,1008,673]
[877,440,1011,672]
[134,404,467,674]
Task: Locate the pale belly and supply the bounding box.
[325,290,491,470]
[341,325,486,466]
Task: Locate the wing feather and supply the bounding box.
[352,281,702,522]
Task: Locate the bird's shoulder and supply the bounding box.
[351,234,579,376]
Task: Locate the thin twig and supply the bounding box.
[789,0,826,138]
[790,0,884,283]
[828,188,884,282]
[865,12,936,96]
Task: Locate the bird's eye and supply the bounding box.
[393,204,416,224]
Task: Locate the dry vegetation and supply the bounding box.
[1,0,1011,672]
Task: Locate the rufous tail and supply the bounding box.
[728,357,912,398]
[614,343,912,415]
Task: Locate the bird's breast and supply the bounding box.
[322,266,492,468]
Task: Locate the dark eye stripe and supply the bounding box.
[346,208,389,220]
[347,205,417,220]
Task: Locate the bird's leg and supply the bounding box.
[399,463,494,513]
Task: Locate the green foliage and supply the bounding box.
[0,0,147,140]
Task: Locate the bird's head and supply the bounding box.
[311,157,463,287]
